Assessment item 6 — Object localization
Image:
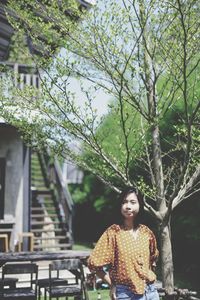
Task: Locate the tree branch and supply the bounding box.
[172,165,200,209]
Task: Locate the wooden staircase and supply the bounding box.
[31,151,73,251]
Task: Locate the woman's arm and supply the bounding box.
[96,269,112,286]
[87,226,117,299]
[96,270,116,300]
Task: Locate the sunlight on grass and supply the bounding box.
[73,242,93,250]
[89,289,110,299]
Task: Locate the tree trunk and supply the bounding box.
[159,222,174,298]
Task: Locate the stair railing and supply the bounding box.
[37,151,74,246]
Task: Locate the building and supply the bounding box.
[0,0,85,251]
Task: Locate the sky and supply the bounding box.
[57,0,111,120]
[68,77,111,119]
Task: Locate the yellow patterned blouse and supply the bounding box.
[87,224,159,294]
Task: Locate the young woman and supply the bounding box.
[87,187,159,300]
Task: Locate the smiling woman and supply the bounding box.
[87,187,159,300]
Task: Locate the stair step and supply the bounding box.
[31,169,42,174]
[39,196,54,201]
[37,208,57,212]
[31,228,64,233]
[31,214,58,218]
[31,208,45,212]
[32,197,52,201]
[32,186,48,190]
[32,219,59,222]
[32,177,42,181]
[31,175,44,179]
[31,205,44,211]
[41,198,54,204]
[32,183,46,186]
[32,190,52,195]
[32,178,45,181]
[31,161,41,166]
[31,158,40,162]
[33,243,71,249]
[31,164,41,169]
[31,168,43,173]
[31,221,64,226]
[32,184,46,188]
[32,181,46,185]
[34,236,67,240]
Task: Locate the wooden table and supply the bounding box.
[0,250,91,267]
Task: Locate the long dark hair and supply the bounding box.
[116,186,144,226]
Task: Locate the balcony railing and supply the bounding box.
[0,62,40,89]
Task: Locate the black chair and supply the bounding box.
[45,259,89,300]
[0,262,38,300]
[36,276,69,300]
[0,278,18,289]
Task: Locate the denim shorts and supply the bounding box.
[116,283,159,300]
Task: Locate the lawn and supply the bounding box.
[88,289,110,300]
[73,242,93,250]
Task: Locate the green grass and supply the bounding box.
[72,242,93,251]
[88,289,110,300]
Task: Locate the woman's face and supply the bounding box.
[121,192,140,219]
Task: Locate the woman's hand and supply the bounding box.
[109,284,117,300]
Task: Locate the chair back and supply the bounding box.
[1,263,38,300]
[48,259,89,300]
[3,263,37,275]
[50,259,81,271]
[2,263,38,290]
[18,232,34,251]
[0,234,9,252]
